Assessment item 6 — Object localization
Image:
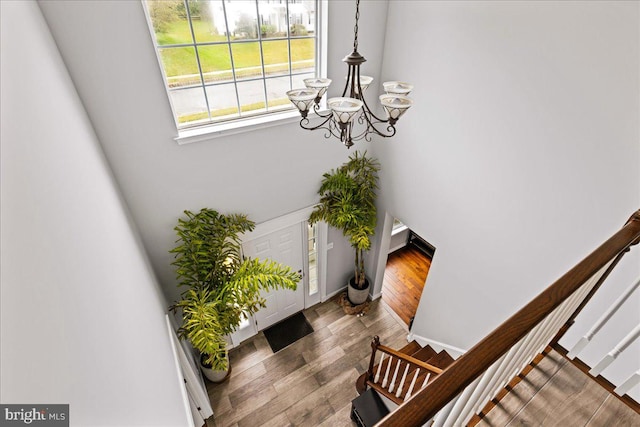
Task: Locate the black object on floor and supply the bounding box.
[351,388,390,427]
[263,312,314,353]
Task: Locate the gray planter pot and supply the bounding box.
[347,277,370,305]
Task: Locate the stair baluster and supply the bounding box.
[396,363,410,398]
[375,353,385,383]
[389,359,401,393]
[405,369,420,399]
[357,337,452,407]
[421,372,431,389]
[382,355,393,388]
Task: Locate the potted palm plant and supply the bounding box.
[170,208,300,382]
[309,151,380,305]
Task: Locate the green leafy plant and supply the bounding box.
[309,152,380,289]
[260,24,276,37]
[171,208,300,371]
[290,24,308,35]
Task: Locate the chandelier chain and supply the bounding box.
[353,0,360,52]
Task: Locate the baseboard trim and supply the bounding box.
[323,287,382,303]
[388,243,407,254]
[323,286,347,302]
[407,333,467,359]
[380,300,409,332]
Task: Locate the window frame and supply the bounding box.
[141,0,328,143]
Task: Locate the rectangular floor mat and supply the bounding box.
[263,312,314,353]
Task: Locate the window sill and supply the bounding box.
[174,110,303,145]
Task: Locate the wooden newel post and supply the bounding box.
[367,336,381,381]
[357,336,381,394]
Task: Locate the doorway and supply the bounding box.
[242,223,305,330]
[229,207,327,347]
[381,218,434,327]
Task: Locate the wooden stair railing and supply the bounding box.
[376,209,640,427]
[357,337,447,405]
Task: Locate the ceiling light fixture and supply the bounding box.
[287,0,414,148]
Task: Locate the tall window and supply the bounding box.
[144,0,320,130]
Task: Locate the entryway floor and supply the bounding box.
[205,297,409,426]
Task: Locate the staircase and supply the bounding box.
[356,337,455,405]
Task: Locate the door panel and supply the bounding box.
[242,223,304,330]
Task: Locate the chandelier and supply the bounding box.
[286,0,413,148]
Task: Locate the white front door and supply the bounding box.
[242,223,305,331]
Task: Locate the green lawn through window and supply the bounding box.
[157,18,315,84]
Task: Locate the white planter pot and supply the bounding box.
[200,354,231,383]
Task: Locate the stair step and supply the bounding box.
[368,381,405,405]
[368,358,440,405]
[357,342,457,405]
[426,350,456,370]
[398,340,421,355]
[393,346,438,397]
[397,366,433,399]
[410,345,437,362]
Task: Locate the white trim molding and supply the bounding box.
[407,332,467,360]
[241,205,316,241]
[323,285,347,302]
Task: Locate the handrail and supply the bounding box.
[377,210,640,426]
[357,336,444,399]
[377,344,444,374]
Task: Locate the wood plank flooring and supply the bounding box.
[477,349,640,427]
[205,297,409,427]
[382,245,431,326]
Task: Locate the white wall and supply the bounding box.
[372,0,640,396]
[0,2,191,425]
[37,0,390,303]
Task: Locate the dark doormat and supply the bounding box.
[263,312,314,353]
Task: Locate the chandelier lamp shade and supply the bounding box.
[286,0,413,148]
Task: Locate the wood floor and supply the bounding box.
[204,296,639,427]
[477,349,640,426]
[382,244,431,326]
[205,297,409,427]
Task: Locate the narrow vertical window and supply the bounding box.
[143,0,320,131]
[307,222,318,297]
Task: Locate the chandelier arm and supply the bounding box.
[343,65,354,98]
[311,102,332,118]
[300,118,342,141]
[359,96,389,124]
[299,114,334,132]
[329,119,350,144]
[355,113,398,140]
